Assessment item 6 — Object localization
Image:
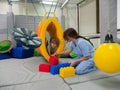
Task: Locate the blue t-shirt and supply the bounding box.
[70,38,94,60]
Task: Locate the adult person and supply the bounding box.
[52,28,96,74]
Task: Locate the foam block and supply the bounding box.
[50,62,70,75]
[59,66,75,78]
[49,56,59,65]
[11,47,34,58]
[39,64,51,72]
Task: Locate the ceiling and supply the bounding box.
[9,0,85,4]
[7,0,90,9]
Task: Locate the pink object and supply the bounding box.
[49,56,59,65]
[39,64,51,72]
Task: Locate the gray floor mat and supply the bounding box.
[0,56,120,90]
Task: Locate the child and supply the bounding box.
[47,37,59,55]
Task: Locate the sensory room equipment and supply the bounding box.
[0,40,13,53]
[59,66,75,78]
[94,33,120,73]
[13,28,42,49]
[12,28,42,58]
[39,56,59,72]
[11,0,42,58]
[0,40,13,60]
[36,0,64,61]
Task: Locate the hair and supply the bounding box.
[63,28,94,46]
[50,37,59,46]
[49,37,59,54]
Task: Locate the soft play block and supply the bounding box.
[0,53,12,60]
[50,62,70,75]
[11,47,34,58]
[16,43,23,47]
[59,66,75,78]
[39,64,51,72]
[49,56,59,65]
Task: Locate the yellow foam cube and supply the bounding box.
[59,66,75,78]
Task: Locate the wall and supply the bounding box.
[62,4,78,30]
[0,0,99,47]
[0,14,8,41]
[0,1,63,28]
[117,0,120,29]
[79,0,96,35]
[0,0,98,35]
[0,0,119,46]
[0,1,65,40]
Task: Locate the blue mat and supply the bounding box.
[0,53,12,60]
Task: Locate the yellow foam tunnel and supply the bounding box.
[36,18,64,61]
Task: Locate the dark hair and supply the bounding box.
[63,28,94,46]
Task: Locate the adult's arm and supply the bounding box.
[70,56,89,66]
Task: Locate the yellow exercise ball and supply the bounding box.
[94,43,120,73]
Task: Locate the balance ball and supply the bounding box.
[94,43,120,73]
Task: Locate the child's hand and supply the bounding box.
[51,52,57,56]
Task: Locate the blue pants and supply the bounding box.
[74,59,96,75]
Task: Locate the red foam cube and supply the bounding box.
[39,64,51,72]
[49,56,59,65]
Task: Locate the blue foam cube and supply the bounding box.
[11,47,34,58]
[50,62,70,75]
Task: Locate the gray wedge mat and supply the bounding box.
[70,75,120,90]
[63,68,120,84]
[0,57,58,86]
[59,58,120,85]
[0,77,70,90]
